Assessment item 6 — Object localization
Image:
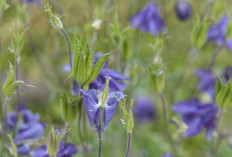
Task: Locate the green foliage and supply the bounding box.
[149,63,165,93]
[44,4,63,29]
[192,16,209,49]
[9,31,24,54]
[120,99,134,133]
[216,77,232,108]
[101,77,110,108]
[7,134,18,157]
[60,93,81,122]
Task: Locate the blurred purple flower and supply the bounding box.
[130,2,167,36]
[30,139,77,157]
[7,104,44,155]
[172,99,218,140]
[19,0,41,7]
[162,153,173,157]
[81,89,124,131]
[175,1,191,21]
[223,66,232,81]
[207,15,228,46]
[133,96,156,123]
[195,69,216,99]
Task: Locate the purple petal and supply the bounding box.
[30,145,48,157]
[17,144,31,155]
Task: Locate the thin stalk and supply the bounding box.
[78,103,83,143]
[124,133,132,157]
[90,30,99,48]
[98,107,104,157]
[3,97,9,129]
[159,93,173,146]
[61,28,72,70]
[208,47,221,69]
[15,54,21,106]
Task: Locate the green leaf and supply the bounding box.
[84,53,110,85]
[2,62,15,93]
[8,134,18,157]
[72,39,81,80]
[85,46,95,77]
[76,53,86,84]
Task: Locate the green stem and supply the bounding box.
[208,47,221,69]
[98,107,104,157]
[124,133,132,157]
[3,97,10,129]
[61,28,72,70]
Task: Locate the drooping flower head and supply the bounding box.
[133,96,156,123]
[30,129,77,157]
[172,99,218,140]
[7,104,44,155]
[130,2,167,36]
[207,15,228,46]
[195,69,216,100]
[81,89,124,131]
[175,1,191,21]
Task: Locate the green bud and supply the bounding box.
[192,16,209,49]
[9,31,24,54]
[101,77,111,108]
[111,13,122,46]
[46,126,68,157]
[60,93,80,122]
[44,4,63,29]
[149,63,165,93]
[212,0,225,19]
[121,27,132,62]
[216,77,232,109]
[8,134,18,157]
[120,99,134,133]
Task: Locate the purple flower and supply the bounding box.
[162,153,173,157]
[81,89,124,131]
[133,96,156,123]
[130,2,167,36]
[172,99,218,140]
[207,15,228,46]
[7,104,44,155]
[195,69,216,99]
[175,1,191,21]
[19,0,41,7]
[223,66,232,81]
[30,142,77,157]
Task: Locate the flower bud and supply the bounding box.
[92,19,102,30]
[149,63,165,93]
[101,77,111,108]
[46,126,67,157]
[175,1,191,21]
[120,99,134,133]
[216,77,232,108]
[44,4,63,29]
[60,93,80,122]
[9,31,24,54]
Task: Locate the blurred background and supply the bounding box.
[1,0,232,156]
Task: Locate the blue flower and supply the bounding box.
[175,1,191,21]
[223,66,232,81]
[7,104,44,155]
[195,69,216,99]
[30,139,77,157]
[130,1,167,36]
[207,15,228,46]
[81,89,124,131]
[133,96,156,123]
[172,99,218,140]
[162,153,173,157]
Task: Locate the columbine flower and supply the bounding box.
[132,96,156,123]
[130,1,167,36]
[30,130,77,157]
[62,52,129,92]
[207,15,228,46]
[81,89,124,131]
[162,153,173,157]
[175,1,191,21]
[7,104,44,155]
[195,69,216,100]
[223,66,232,82]
[172,99,218,140]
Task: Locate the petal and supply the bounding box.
[172,99,200,114]
[185,117,203,137]
[104,69,130,80]
[29,145,48,157]
[58,143,78,156]
[62,63,71,72]
[17,144,31,155]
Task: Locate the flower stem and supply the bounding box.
[61,28,72,70]
[124,133,132,157]
[78,102,83,143]
[15,54,21,106]
[3,97,9,129]
[208,47,221,69]
[159,92,173,146]
[98,107,104,157]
